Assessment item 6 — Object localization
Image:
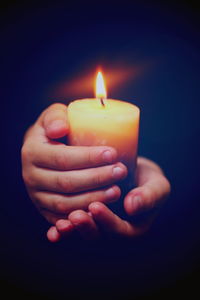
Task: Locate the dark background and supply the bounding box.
[1,0,200,299]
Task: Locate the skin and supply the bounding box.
[21,103,171,242]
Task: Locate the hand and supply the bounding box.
[21,103,127,226]
[48,158,171,242]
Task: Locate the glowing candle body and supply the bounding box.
[68,98,140,187]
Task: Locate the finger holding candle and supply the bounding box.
[31,142,118,171]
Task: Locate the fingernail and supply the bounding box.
[105,187,116,199]
[102,150,113,163]
[48,120,66,130]
[56,220,72,233]
[131,195,142,212]
[112,165,125,179]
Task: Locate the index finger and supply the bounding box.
[32,141,118,170]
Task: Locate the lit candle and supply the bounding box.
[67,71,140,191]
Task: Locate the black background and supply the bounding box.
[1,1,200,299]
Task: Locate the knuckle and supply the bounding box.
[21,144,31,162]
[93,172,103,187]
[54,150,68,169]
[87,149,100,165]
[29,192,46,210]
[56,175,66,191]
[53,197,67,214]
[22,169,35,188]
[21,168,27,183]
[87,150,94,164]
[149,190,157,209]
[56,174,75,193]
[84,193,97,207]
[30,193,40,207]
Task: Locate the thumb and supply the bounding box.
[124,176,170,216]
[124,157,171,216]
[42,103,69,139]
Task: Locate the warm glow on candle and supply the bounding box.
[68,70,140,190]
[96,71,107,99]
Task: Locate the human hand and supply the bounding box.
[21,103,127,226]
[48,157,171,242]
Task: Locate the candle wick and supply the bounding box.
[99,98,105,107]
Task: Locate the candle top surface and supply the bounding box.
[68,99,140,118]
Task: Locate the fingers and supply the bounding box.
[49,199,151,242]
[42,103,69,139]
[47,224,74,243]
[31,142,118,170]
[50,212,99,242]
[30,163,127,194]
[89,202,148,237]
[32,185,121,215]
[124,157,171,216]
[47,219,74,243]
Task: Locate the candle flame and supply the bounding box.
[96,71,107,99]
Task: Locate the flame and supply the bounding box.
[96,71,107,99]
